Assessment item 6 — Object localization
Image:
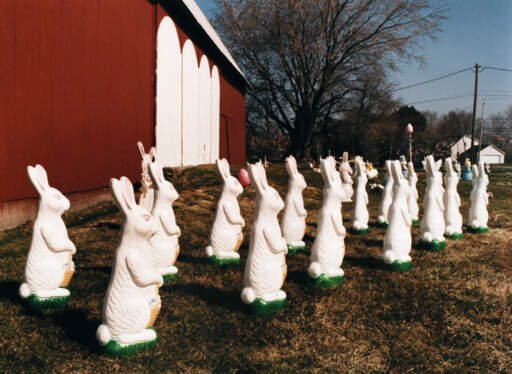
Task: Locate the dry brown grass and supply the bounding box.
[0,164,511,373]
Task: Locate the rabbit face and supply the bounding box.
[249,162,284,213]
[217,159,244,196]
[27,164,70,215]
[263,186,285,213]
[391,160,410,197]
[321,157,347,203]
[227,175,244,196]
[137,141,156,174]
[110,177,158,238]
[148,161,179,203]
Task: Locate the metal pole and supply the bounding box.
[470,63,480,164]
[478,100,486,163]
[409,133,412,162]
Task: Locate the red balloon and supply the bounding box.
[238,168,251,187]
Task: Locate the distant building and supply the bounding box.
[459,144,506,165]
[450,136,479,159]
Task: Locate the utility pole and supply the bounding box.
[478,100,486,163]
[470,63,480,164]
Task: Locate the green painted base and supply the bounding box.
[418,239,446,252]
[468,226,488,234]
[446,232,464,240]
[22,292,70,311]
[307,273,345,288]
[248,297,287,316]
[162,273,179,282]
[287,244,307,255]
[101,328,157,357]
[376,221,388,229]
[349,228,369,235]
[412,219,420,226]
[209,255,241,266]
[386,260,412,273]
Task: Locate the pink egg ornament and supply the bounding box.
[238,168,251,187]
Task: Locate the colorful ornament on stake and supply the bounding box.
[382,160,412,272]
[461,158,472,181]
[468,162,489,234]
[137,141,156,212]
[419,155,446,251]
[206,159,245,265]
[280,155,308,254]
[350,156,369,235]
[148,161,181,281]
[19,165,76,310]
[444,158,463,240]
[97,177,163,356]
[377,160,393,228]
[241,162,288,315]
[308,156,347,288]
[238,168,251,187]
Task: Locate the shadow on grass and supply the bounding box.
[0,280,21,304]
[178,254,211,266]
[286,270,308,286]
[50,309,101,353]
[77,266,111,274]
[344,256,384,270]
[362,238,383,247]
[172,283,245,313]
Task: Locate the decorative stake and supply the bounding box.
[19,165,76,310]
[206,159,245,266]
[281,155,308,254]
[97,177,163,356]
[241,162,287,315]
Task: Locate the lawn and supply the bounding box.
[0,164,511,373]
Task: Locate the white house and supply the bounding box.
[450,135,479,159]
[479,144,506,164]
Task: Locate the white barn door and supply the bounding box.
[156,17,182,167]
[182,40,200,166]
[211,66,220,162]
[199,56,211,164]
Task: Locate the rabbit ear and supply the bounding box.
[343,152,348,163]
[148,161,162,188]
[471,164,479,178]
[285,155,298,177]
[222,159,231,179]
[35,164,50,190]
[258,161,269,188]
[110,178,130,215]
[149,147,156,161]
[137,141,146,159]
[391,160,401,182]
[435,159,442,171]
[120,176,136,210]
[478,161,486,177]
[249,163,264,193]
[216,159,226,180]
[385,160,392,176]
[408,162,415,174]
[27,165,47,195]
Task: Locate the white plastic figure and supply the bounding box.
[206,159,245,265]
[419,155,446,251]
[97,177,163,356]
[308,157,347,288]
[366,162,379,179]
[444,158,463,239]
[377,160,393,228]
[350,157,369,234]
[407,162,420,226]
[241,162,287,315]
[468,162,489,233]
[148,161,181,280]
[19,165,76,310]
[280,155,307,254]
[339,152,354,202]
[382,160,412,272]
[137,141,156,212]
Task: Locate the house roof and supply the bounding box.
[481,144,506,154]
[458,144,506,158]
[450,135,479,147]
[181,0,246,82]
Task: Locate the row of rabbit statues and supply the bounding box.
[18,144,489,356]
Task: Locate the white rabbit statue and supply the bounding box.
[148,161,181,280]
[382,160,412,272]
[19,165,76,310]
[444,157,463,239]
[308,156,347,288]
[137,141,156,213]
[206,159,245,265]
[280,155,308,254]
[339,152,353,202]
[468,162,489,233]
[419,155,446,251]
[241,162,288,315]
[350,156,369,234]
[377,160,393,228]
[97,177,163,356]
[407,162,420,226]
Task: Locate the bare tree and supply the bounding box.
[215,0,447,158]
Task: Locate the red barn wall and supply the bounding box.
[0,0,155,203]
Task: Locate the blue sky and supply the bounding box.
[197,0,512,116]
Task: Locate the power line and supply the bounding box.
[481,66,512,73]
[391,67,473,92]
